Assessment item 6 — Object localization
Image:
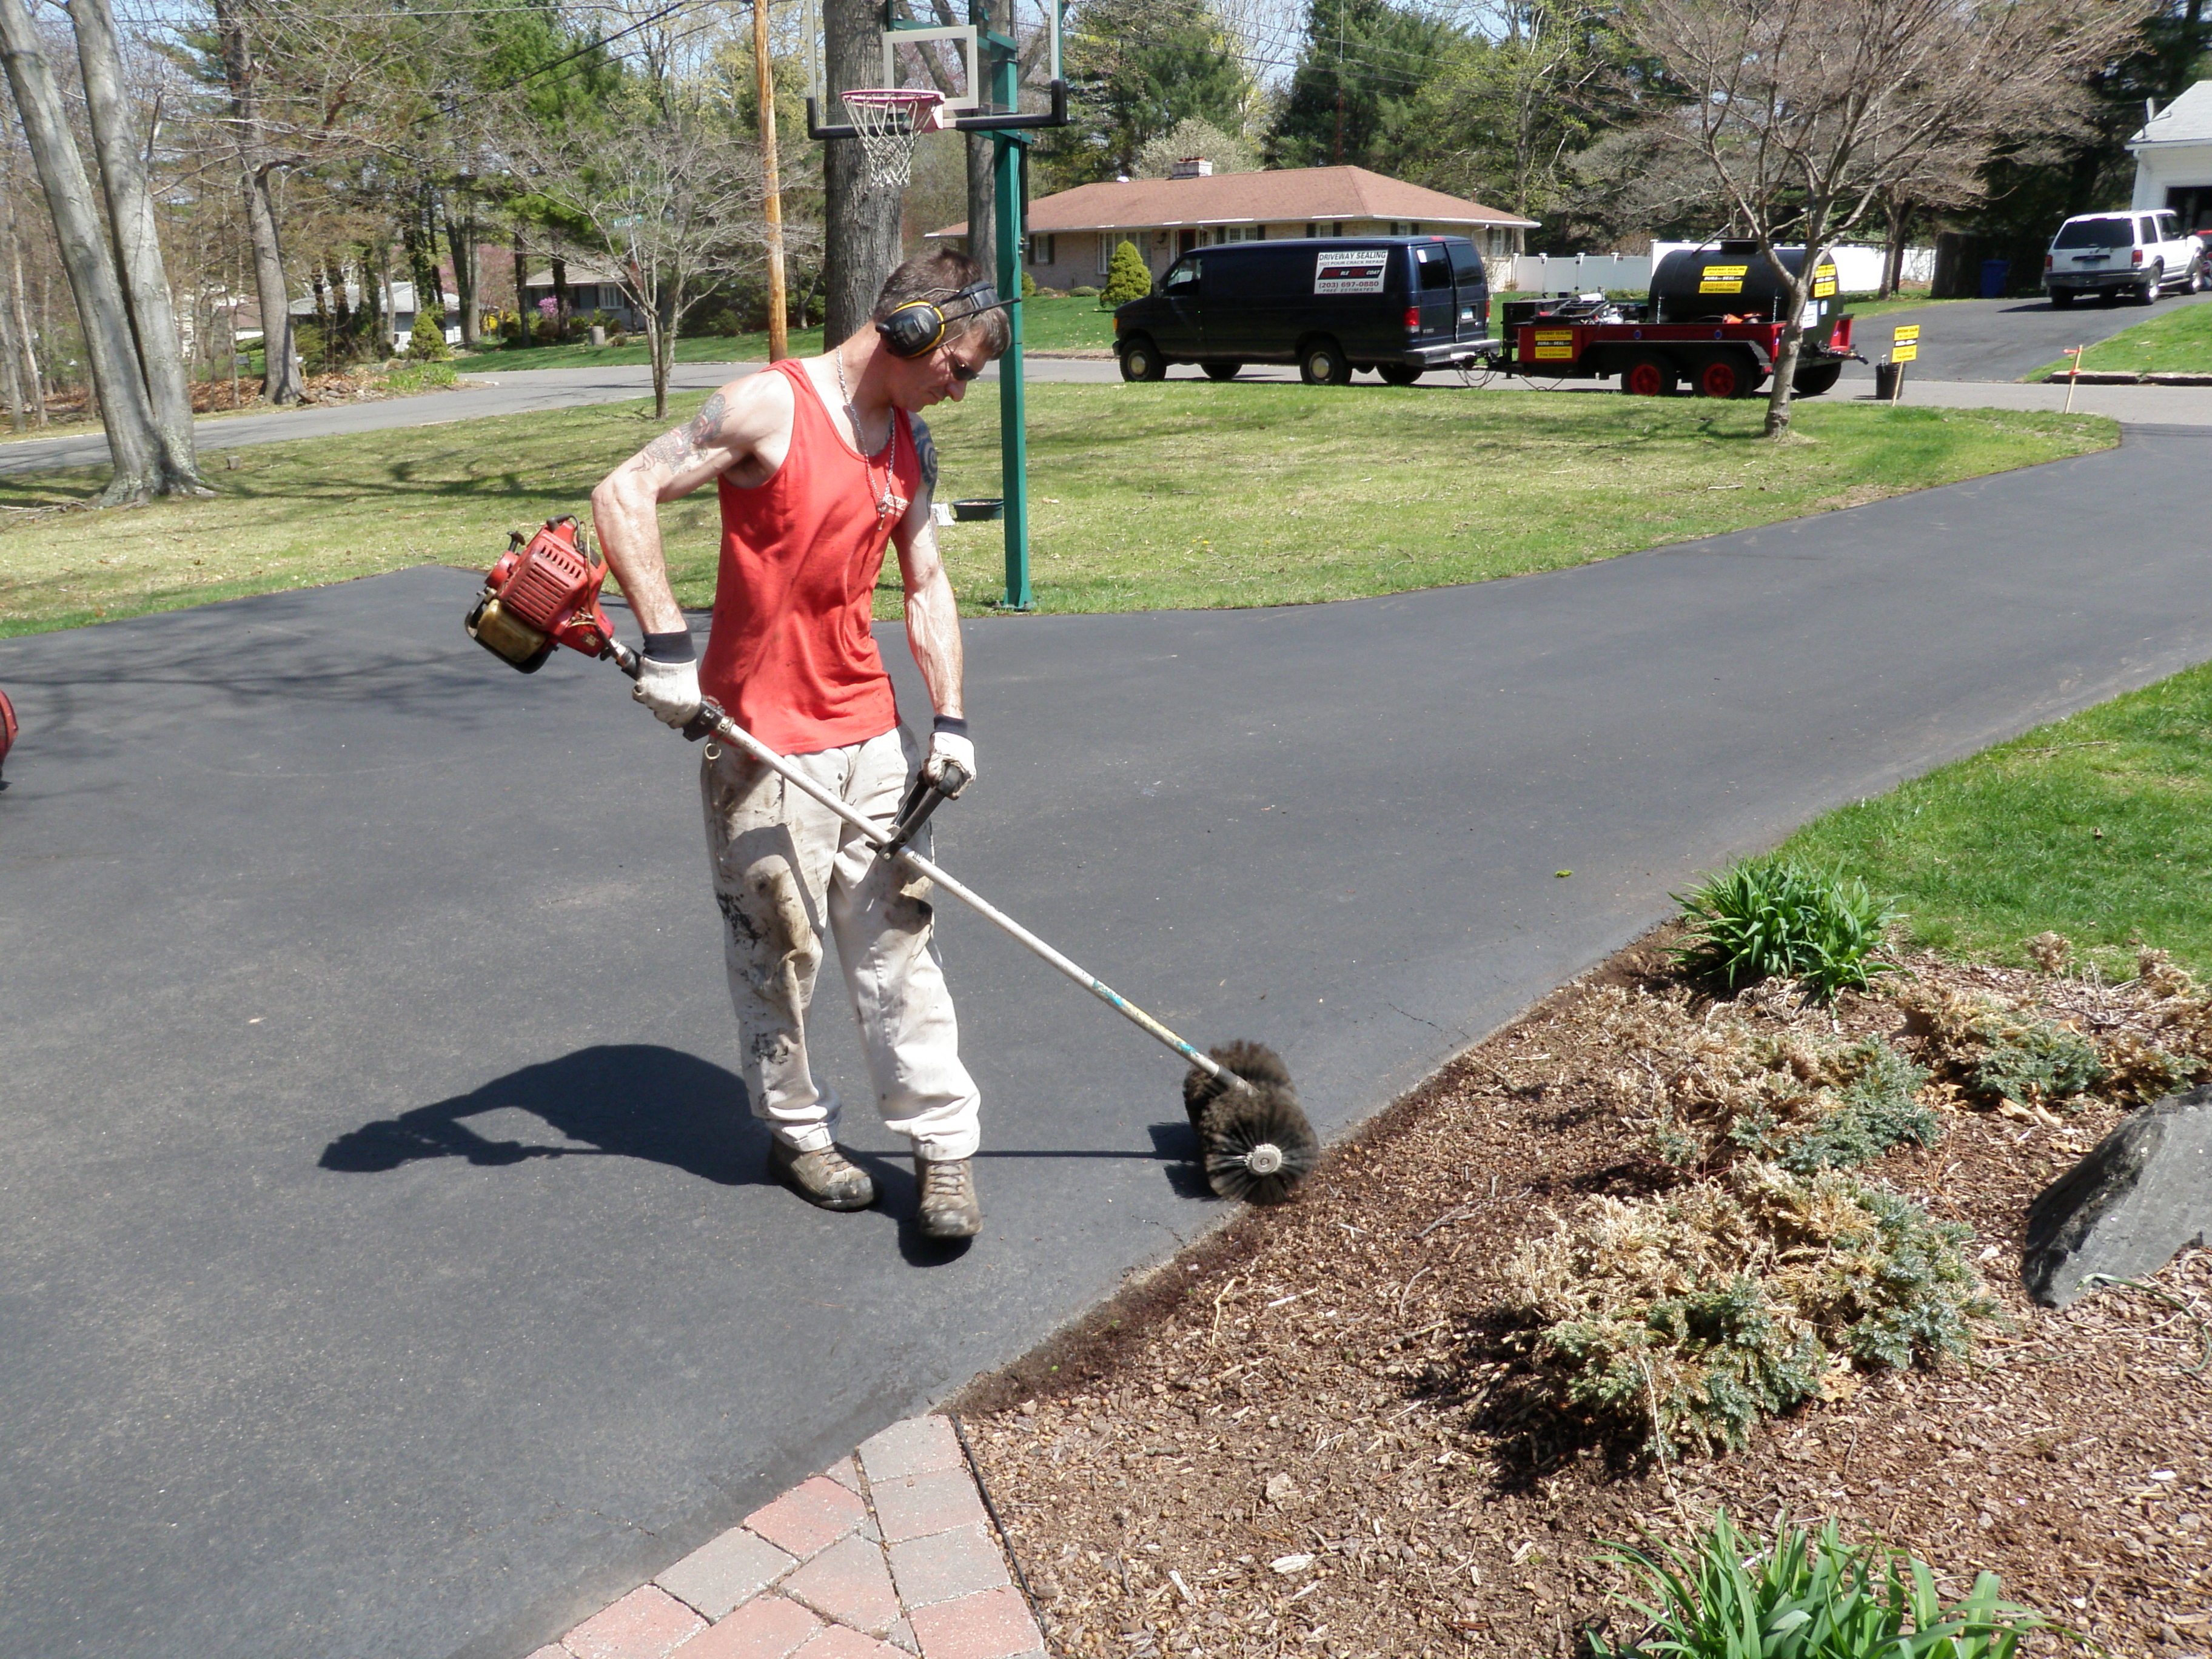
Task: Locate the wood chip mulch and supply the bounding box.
[953,931,2212,1659]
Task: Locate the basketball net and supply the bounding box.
[842,89,946,193]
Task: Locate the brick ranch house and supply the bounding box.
[927,162,1539,289]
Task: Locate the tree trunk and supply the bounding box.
[822,0,903,342]
[0,262,25,429]
[1759,236,1821,440]
[70,0,204,489]
[444,191,478,346]
[0,0,162,501]
[551,254,569,324]
[12,221,45,426]
[215,0,304,405]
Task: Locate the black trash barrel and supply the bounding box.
[1874,361,1906,401]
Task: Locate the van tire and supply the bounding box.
[1621,351,1678,397]
[1378,364,1423,385]
[1119,337,1167,381]
[1689,350,1760,399]
[1298,337,1352,386]
[1202,361,1244,381]
[2049,289,2076,309]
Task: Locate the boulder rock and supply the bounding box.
[2022,1084,2212,1308]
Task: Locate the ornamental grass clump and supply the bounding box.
[1590,1510,2056,1659]
[1504,1162,1996,1457]
[1674,859,1897,1000]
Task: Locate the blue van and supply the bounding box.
[1112,235,1491,385]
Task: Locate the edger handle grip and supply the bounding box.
[881,760,967,861]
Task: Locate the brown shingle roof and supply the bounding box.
[926,164,1538,238]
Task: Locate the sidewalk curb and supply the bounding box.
[526,1416,1047,1659]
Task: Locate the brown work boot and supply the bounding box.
[771,1139,876,1211]
[914,1155,981,1239]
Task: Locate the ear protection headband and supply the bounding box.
[876,281,1007,358]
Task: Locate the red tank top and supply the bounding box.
[699,358,919,756]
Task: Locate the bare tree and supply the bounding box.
[0,0,165,501]
[511,101,763,417]
[214,0,306,405]
[1616,0,2151,435]
[70,0,206,489]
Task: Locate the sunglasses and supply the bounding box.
[947,360,984,382]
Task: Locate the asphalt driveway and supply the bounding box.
[4,417,2211,1658]
[1835,288,2212,383]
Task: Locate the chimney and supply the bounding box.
[1170,157,1212,179]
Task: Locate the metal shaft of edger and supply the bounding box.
[666,686,1244,1095]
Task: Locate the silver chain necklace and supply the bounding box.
[832,350,897,522]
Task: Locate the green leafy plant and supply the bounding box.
[406,309,452,361]
[1674,859,1897,1000]
[1099,240,1151,306]
[1729,1041,1941,1173]
[1507,1164,1996,1456]
[1590,1510,2058,1658]
[385,360,458,394]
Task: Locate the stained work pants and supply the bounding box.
[700,725,982,1162]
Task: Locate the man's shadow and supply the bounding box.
[320,1044,770,1185]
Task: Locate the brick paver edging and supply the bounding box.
[527,1416,1048,1659]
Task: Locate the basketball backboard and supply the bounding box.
[802,0,1064,132]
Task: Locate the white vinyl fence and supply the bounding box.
[1506,243,1934,295]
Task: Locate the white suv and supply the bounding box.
[2045,210,2207,306]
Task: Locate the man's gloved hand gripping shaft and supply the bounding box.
[927,716,974,795]
[633,627,703,728]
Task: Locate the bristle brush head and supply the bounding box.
[1184,1042,1319,1205]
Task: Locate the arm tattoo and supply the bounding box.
[643,390,728,470]
[911,414,939,497]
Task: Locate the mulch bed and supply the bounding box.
[953,930,2212,1658]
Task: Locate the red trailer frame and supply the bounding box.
[1495,308,1862,399]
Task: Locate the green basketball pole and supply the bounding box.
[982,15,1033,614]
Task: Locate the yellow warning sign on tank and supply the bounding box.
[1531,328,1576,360]
[1699,264,1747,293]
[1812,264,1838,297]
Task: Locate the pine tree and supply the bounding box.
[408,309,452,361]
[1100,240,1151,306]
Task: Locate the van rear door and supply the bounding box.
[1444,238,1488,340]
[1410,243,1456,345]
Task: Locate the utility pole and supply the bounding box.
[754,0,789,358]
[1332,0,1344,165]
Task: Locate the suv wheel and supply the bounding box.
[2049,287,2076,310]
[2137,263,2162,304]
[2191,259,2209,295]
[1298,337,1352,386]
[1119,335,1167,381]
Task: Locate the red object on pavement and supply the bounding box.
[0,685,16,783]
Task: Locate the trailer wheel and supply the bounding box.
[1791,361,1843,398]
[1119,335,1167,381]
[1689,350,1760,399]
[1378,364,1423,386]
[1621,352,1678,397]
[1202,361,1244,381]
[1298,337,1353,386]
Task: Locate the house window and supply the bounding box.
[1029,234,1056,266]
[1304,222,1318,238]
[1096,233,1113,275]
[1333,221,1344,236]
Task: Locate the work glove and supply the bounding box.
[925,724,974,796]
[632,653,702,729]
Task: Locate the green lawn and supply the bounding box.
[1779,662,2212,976]
[455,295,1121,372]
[0,383,2112,637]
[2026,296,2212,379]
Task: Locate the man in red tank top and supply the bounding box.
[591,250,1008,1242]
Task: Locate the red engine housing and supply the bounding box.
[466,515,618,672]
[0,684,16,782]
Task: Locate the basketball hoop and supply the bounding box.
[840,88,946,193]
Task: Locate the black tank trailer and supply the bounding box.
[1489,241,1866,399]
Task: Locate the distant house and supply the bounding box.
[517,261,643,330]
[287,280,455,352]
[2130,79,2212,233]
[927,162,1540,290]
